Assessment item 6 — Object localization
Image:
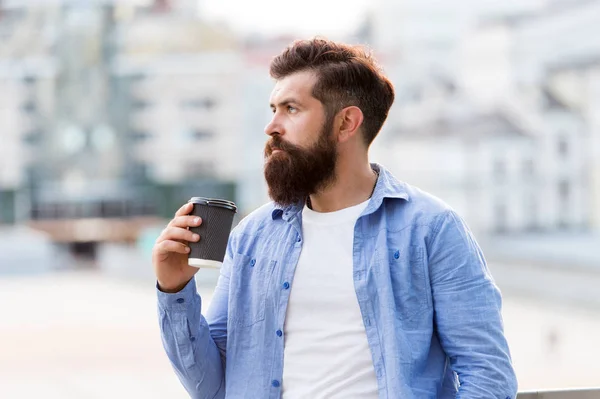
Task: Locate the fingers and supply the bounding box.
[158,226,200,244]
[174,202,193,218]
[155,204,202,256]
[155,240,190,255]
[168,215,202,229]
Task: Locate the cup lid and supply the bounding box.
[188,197,237,212]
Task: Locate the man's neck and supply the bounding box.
[308,162,378,213]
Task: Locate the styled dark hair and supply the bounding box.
[269,37,395,146]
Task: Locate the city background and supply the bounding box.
[0,0,599,397]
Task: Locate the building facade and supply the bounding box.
[369,0,599,234]
[0,0,245,229]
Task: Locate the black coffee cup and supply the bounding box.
[187,197,237,269]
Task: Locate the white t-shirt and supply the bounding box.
[282,199,379,399]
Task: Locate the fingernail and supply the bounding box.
[185,246,190,252]
[194,217,201,224]
[192,234,199,241]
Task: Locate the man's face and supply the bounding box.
[264,71,338,206]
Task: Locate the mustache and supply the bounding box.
[265,136,301,156]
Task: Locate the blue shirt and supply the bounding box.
[157,163,518,399]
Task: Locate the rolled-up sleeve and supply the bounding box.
[428,210,518,398]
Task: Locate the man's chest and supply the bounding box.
[286,221,359,323]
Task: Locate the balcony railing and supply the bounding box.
[517,388,600,398]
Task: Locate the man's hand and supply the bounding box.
[153,202,202,293]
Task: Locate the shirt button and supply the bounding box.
[250,259,256,267]
[283,282,290,290]
[296,235,301,242]
[190,336,196,342]
[176,298,185,304]
[276,329,283,337]
[272,380,280,388]
[393,250,400,259]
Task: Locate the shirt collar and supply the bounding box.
[270,163,409,220]
[271,202,303,221]
[370,163,410,202]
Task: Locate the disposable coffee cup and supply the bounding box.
[187,197,237,269]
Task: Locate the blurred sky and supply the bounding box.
[201,0,370,36]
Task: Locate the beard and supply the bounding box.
[263,118,337,207]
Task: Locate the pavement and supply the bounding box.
[0,271,204,399]
[1,267,599,398]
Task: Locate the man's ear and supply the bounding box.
[337,106,364,143]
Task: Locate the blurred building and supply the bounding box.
[0,6,57,224]
[370,0,546,100]
[0,0,245,241]
[461,0,600,232]
[1,1,146,230]
[375,109,538,234]
[111,0,243,216]
[3,0,599,239]
[368,0,599,234]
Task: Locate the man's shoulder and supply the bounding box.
[384,178,456,230]
[378,164,452,218]
[402,182,453,215]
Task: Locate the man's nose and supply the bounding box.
[264,116,283,137]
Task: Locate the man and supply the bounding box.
[153,38,518,398]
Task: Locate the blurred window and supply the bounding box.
[187,161,214,178]
[100,200,126,218]
[22,76,37,86]
[559,180,570,201]
[558,136,569,157]
[181,98,216,110]
[558,180,570,229]
[130,73,146,82]
[129,163,149,181]
[523,159,535,177]
[525,195,538,231]
[181,128,214,141]
[494,202,508,233]
[132,100,151,110]
[22,130,42,145]
[21,101,37,114]
[131,130,151,141]
[191,130,213,140]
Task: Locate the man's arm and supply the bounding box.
[427,210,518,398]
[157,243,233,399]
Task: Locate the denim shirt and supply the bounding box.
[157,163,518,399]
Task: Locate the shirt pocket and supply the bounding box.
[230,252,277,328]
[389,245,430,324]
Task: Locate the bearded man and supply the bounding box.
[153,38,518,399]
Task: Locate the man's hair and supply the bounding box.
[269,37,395,146]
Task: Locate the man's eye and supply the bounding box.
[287,106,297,113]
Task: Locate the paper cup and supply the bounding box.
[187,197,237,269]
